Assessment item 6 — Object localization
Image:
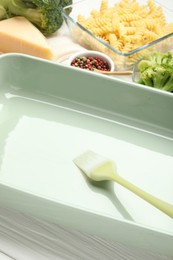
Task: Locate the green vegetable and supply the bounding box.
[137,51,173,92]
[0,0,72,35]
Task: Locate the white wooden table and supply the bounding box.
[0,207,171,260]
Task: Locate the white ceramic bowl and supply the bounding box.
[67,50,115,72]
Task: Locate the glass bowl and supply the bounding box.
[62,0,173,70]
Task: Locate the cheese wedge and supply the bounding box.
[0,16,53,60]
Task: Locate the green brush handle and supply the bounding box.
[113,175,173,218]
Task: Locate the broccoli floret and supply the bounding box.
[137,52,173,92]
[0,5,8,19]
[148,51,173,65]
[0,0,72,35]
[140,67,154,87]
[138,60,152,72]
[162,70,173,92]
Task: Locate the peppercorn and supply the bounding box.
[71,56,110,71]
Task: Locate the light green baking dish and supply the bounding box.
[0,53,173,257]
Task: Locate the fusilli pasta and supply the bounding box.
[75,0,173,69]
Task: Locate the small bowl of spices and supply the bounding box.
[67,50,115,72]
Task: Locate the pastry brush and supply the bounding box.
[73,150,173,218]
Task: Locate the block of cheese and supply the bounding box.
[0,16,53,60]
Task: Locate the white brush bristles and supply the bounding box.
[73,150,108,176]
